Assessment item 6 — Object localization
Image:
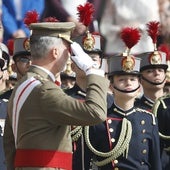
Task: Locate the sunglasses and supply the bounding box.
[16,57,31,63]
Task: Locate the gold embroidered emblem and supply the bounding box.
[121,56,135,72]
[83,31,95,51]
[149,51,162,65]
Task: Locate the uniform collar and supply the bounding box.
[30,65,55,82]
[112,102,135,116]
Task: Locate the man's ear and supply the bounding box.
[52,48,59,59]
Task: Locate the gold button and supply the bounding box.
[142,138,147,143]
[111,138,115,143]
[141,120,145,125]
[114,160,118,164]
[114,168,119,170]
[142,149,147,154]
[108,119,112,124]
[109,128,114,133]
[142,129,146,133]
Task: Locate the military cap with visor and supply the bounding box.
[29,22,75,44]
[23,10,76,44]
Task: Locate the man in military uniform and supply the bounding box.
[83,27,161,170]
[3,21,109,170]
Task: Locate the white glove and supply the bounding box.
[71,42,104,76]
[70,42,95,72]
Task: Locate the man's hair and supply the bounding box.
[30,36,63,60]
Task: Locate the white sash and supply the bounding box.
[12,77,41,146]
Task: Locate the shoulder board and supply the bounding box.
[136,108,152,114]
[136,108,156,125]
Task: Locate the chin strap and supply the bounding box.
[113,85,140,93]
[141,76,166,85]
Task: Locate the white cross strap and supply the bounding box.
[12,77,41,146]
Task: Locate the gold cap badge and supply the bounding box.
[121,56,135,72]
[83,31,95,51]
[149,51,162,65]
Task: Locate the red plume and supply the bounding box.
[24,10,39,27]
[43,17,59,22]
[146,21,160,44]
[6,39,14,56]
[120,27,141,49]
[158,43,170,61]
[77,2,95,27]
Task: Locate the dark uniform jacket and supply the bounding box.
[84,103,162,170]
[135,95,154,112]
[3,65,109,170]
[153,95,170,170]
[136,94,170,170]
[65,84,114,170]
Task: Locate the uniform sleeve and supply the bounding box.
[40,74,109,126]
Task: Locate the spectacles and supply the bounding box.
[16,57,31,63]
